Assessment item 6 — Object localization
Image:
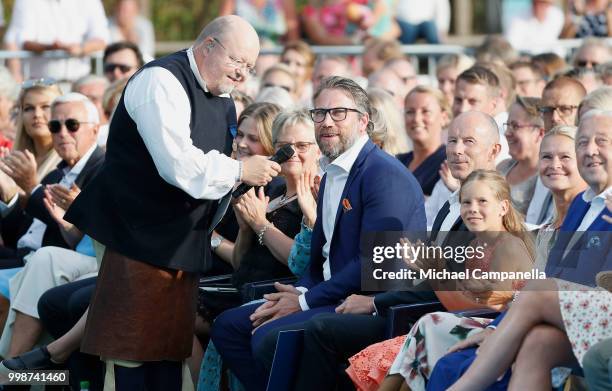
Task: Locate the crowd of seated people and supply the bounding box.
[0,4,607,391]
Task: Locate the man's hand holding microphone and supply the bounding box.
[240,155,281,187]
[234,145,294,197]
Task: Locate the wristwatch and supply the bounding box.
[211,236,223,251]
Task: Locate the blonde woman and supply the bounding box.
[367,87,411,155]
[397,85,450,196]
[0,80,62,209]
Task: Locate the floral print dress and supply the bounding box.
[346,237,512,391]
[556,279,612,364]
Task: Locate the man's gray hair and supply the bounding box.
[313,76,372,131]
[579,86,612,117]
[72,74,109,91]
[574,37,612,65]
[52,92,100,124]
[578,109,612,126]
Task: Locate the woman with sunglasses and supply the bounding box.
[0,80,63,246]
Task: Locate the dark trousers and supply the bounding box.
[294,313,387,391]
[38,277,103,391]
[292,290,435,390]
[38,277,96,338]
[113,361,183,391]
[211,302,336,391]
[0,246,32,269]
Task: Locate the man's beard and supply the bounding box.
[317,128,360,161]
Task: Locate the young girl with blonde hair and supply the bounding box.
[347,170,534,391]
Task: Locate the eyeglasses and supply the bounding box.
[274,141,315,153]
[48,118,94,133]
[104,63,134,74]
[503,122,540,132]
[538,105,578,117]
[212,37,256,77]
[309,107,363,123]
[21,78,57,89]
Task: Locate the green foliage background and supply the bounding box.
[151,0,222,41]
[1,0,225,42]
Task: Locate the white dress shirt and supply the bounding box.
[576,186,612,232]
[297,134,370,311]
[16,143,97,251]
[123,47,240,201]
[4,0,109,81]
[425,179,452,230]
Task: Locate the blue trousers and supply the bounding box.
[426,348,510,391]
[210,302,336,391]
[397,20,440,44]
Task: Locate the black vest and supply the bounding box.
[65,50,236,273]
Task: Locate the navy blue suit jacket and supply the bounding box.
[296,140,426,308]
[545,190,611,286]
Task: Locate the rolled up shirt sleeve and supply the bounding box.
[124,66,240,200]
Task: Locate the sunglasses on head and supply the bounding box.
[21,78,57,89]
[48,118,93,133]
[104,63,134,74]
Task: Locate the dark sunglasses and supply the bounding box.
[103,63,134,74]
[576,60,599,68]
[48,119,93,133]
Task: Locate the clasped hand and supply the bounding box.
[42,183,81,229]
[250,282,301,332]
[234,187,269,231]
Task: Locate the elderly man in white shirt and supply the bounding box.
[4,0,109,83]
[53,15,279,390]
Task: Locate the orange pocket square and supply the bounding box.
[342,198,352,212]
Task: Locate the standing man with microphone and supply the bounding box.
[63,15,279,390]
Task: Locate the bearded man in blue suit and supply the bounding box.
[211,76,426,390]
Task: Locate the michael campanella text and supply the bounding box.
[372,268,547,281]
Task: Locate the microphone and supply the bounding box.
[232,144,295,198]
